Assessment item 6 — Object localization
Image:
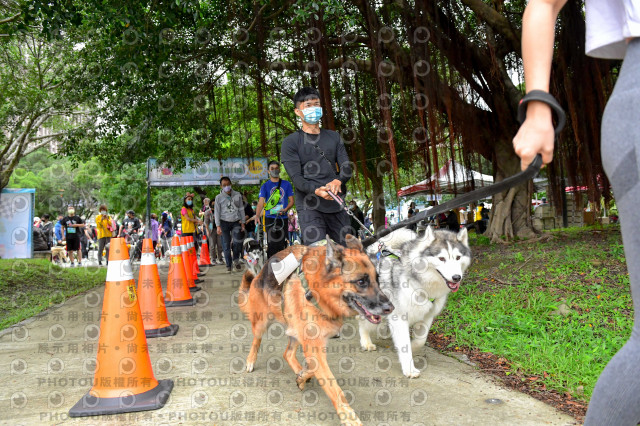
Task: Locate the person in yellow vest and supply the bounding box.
[95,204,114,267]
[181,192,203,245]
[475,204,483,222]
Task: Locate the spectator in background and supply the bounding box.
[161,211,173,237]
[54,215,64,245]
[61,206,85,267]
[200,197,211,235]
[364,215,372,231]
[40,214,54,249]
[80,225,94,261]
[288,210,299,245]
[244,195,256,240]
[181,193,203,248]
[407,202,417,231]
[476,203,487,234]
[215,177,245,272]
[446,210,460,233]
[33,226,49,251]
[255,160,294,258]
[204,199,224,265]
[160,212,172,257]
[149,213,160,250]
[95,205,113,266]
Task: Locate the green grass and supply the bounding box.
[432,226,632,401]
[0,259,107,330]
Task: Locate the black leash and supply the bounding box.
[360,154,544,248]
[326,191,375,239]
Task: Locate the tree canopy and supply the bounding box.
[1,0,617,238]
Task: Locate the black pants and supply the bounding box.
[297,209,351,246]
[265,216,288,258]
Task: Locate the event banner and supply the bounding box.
[0,188,35,259]
[148,158,269,187]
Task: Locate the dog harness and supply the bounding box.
[279,265,325,316]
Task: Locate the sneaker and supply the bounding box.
[234,260,242,271]
[71,262,76,268]
[98,261,102,266]
[227,267,232,273]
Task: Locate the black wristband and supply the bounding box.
[517,90,566,136]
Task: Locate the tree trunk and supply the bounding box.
[485,148,535,242]
[370,175,386,231]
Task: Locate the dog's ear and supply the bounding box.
[457,227,469,246]
[325,235,345,270]
[422,225,436,245]
[344,234,363,252]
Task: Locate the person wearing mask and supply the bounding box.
[287,210,299,245]
[181,193,203,247]
[214,177,245,272]
[40,214,54,249]
[255,160,295,258]
[33,217,41,228]
[95,205,113,266]
[204,199,224,265]
[516,1,640,423]
[280,87,353,246]
[60,206,85,267]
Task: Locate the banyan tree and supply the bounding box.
[20,0,615,240]
[231,0,615,239]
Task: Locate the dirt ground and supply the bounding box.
[0,262,578,425]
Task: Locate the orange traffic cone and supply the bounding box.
[187,236,205,283]
[69,238,173,417]
[165,236,195,307]
[138,239,178,338]
[199,234,212,267]
[188,236,204,276]
[180,237,201,292]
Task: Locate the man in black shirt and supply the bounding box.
[61,205,85,267]
[119,210,141,237]
[280,87,352,246]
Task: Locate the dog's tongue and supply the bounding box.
[357,301,382,324]
[447,281,460,292]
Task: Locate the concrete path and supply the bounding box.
[0,262,577,425]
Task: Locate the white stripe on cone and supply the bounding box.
[106,259,134,281]
[140,252,156,265]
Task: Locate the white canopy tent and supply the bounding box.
[398,159,494,197]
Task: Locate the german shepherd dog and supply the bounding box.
[238,235,394,426]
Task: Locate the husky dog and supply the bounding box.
[359,226,471,378]
[243,237,265,276]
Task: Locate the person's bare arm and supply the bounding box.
[281,195,294,215]
[513,0,568,171]
[255,197,265,224]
